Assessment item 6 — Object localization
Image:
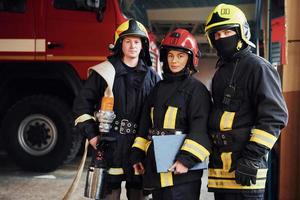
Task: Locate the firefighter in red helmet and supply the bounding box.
[131,28,211,200]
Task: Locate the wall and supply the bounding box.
[279,0,300,199]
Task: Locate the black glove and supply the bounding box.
[235,158,259,186]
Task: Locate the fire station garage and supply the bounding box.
[0,0,299,200]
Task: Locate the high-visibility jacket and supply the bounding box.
[131,73,212,189]
[208,47,288,193]
[73,56,160,183]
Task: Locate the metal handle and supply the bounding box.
[47,42,63,49]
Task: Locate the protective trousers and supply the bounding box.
[214,192,264,200]
[104,182,144,200]
[103,188,121,200]
[152,180,201,200]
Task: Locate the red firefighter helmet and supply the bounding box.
[160,28,200,71]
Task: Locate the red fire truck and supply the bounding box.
[0,0,160,172]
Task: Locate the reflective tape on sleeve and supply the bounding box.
[108,168,124,175]
[145,141,152,154]
[180,139,210,161]
[250,128,277,149]
[132,137,149,152]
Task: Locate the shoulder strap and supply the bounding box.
[88,60,116,98]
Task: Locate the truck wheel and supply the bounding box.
[2,95,82,172]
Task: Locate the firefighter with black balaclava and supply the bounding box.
[73,19,160,200]
[204,4,288,200]
[131,28,211,200]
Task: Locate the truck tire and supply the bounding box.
[1,95,82,172]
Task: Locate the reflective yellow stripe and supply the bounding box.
[74,114,95,126]
[250,129,277,149]
[181,139,210,161]
[160,172,173,187]
[145,141,151,154]
[132,137,149,152]
[208,168,268,179]
[220,111,235,131]
[209,168,235,178]
[108,168,124,175]
[221,152,232,171]
[150,107,154,126]
[163,106,178,129]
[208,179,266,189]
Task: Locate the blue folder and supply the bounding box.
[152,134,208,173]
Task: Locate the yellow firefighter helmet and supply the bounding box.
[111,19,151,66]
[205,3,255,48]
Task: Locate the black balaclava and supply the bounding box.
[214,34,240,59]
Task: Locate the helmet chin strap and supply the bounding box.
[236,40,243,50]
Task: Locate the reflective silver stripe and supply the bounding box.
[181,139,210,161]
[208,168,268,179]
[250,128,277,149]
[208,179,266,189]
[108,168,124,175]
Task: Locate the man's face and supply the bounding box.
[214,29,237,40]
[122,36,142,59]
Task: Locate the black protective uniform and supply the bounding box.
[73,56,160,189]
[207,47,288,196]
[131,72,211,199]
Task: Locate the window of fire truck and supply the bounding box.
[53,0,95,12]
[0,0,26,13]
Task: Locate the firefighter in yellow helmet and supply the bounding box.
[73,19,160,200]
[205,4,288,200]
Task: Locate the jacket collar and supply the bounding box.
[109,56,148,76]
[216,46,251,68]
[233,46,251,59]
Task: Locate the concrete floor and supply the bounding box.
[0,152,214,200]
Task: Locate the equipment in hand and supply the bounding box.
[84,96,116,200]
